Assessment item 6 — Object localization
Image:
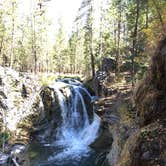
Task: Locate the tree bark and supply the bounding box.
[146,0,149,28]
[116,8,121,77]
[33,14,37,74]
[89,4,95,78]
[131,0,140,87]
[10,2,15,69]
[152,0,166,35]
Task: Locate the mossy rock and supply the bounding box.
[90,125,113,152]
[83,79,95,96]
[117,121,166,166]
[40,86,61,121]
[134,38,166,126]
[40,86,54,119]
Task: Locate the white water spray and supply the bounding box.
[48,79,100,162]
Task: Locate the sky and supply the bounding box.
[18,0,82,37]
[15,0,103,45]
[47,0,82,32]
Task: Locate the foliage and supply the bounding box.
[0,132,10,146]
[0,0,166,81]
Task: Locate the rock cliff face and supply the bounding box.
[118,122,165,166]
[116,38,166,166]
[0,67,45,144]
[95,38,166,166]
[40,79,94,125]
[94,81,138,166]
[134,38,166,126]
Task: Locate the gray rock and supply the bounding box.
[11,144,26,156]
[0,152,9,165]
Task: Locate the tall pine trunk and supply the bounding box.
[116,9,121,77]
[89,4,95,78]
[10,2,15,69]
[152,0,166,35]
[146,0,149,28]
[131,0,140,87]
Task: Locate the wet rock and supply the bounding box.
[103,114,120,125]
[79,88,93,121]
[90,124,113,152]
[40,80,93,124]
[10,144,30,166]
[21,84,27,98]
[40,87,52,110]
[0,91,7,99]
[0,78,2,86]
[11,144,26,155]
[83,79,95,96]
[141,151,152,160]
[40,86,61,123]
[0,152,9,165]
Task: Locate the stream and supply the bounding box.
[28,79,101,166]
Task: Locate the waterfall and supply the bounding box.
[48,79,101,162]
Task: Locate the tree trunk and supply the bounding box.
[0,36,3,57]
[152,0,166,35]
[90,33,95,77]
[98,2,104,69]
[131,0,140,87]
[146,0,149,28]
[89,4,95,78]
[10,2,15,69]
[114,22,117,51]
[33,14,37,74]
[116,9,121,77]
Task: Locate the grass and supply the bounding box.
[38,72,83,86]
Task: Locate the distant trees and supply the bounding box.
[0,0,51,72]
[53,18,68,73]
[0,0,166,81]
[74,0,96,77]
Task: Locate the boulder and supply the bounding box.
[0,152,9,166]
[134,38,166,126]
[117,122,166,166]
[40,81,94,125]
[101,58,116,72]
[0,66,46,145]
[9,144,30,166]
[40,86,62,122]
[117,37,166,166]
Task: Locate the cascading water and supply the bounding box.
[30,79,101,166]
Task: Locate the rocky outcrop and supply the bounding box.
[0,66,45,145]
[101,58,116,72]
[105,98,138,166]
[40,86,61,120]
[117,121,165,166]
[40,79,94,125]
[113,38,166,166]
[134,38,166,126]
[94,82,138,166]
[95,38,166,166]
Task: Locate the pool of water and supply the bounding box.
[28,141,98,166]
